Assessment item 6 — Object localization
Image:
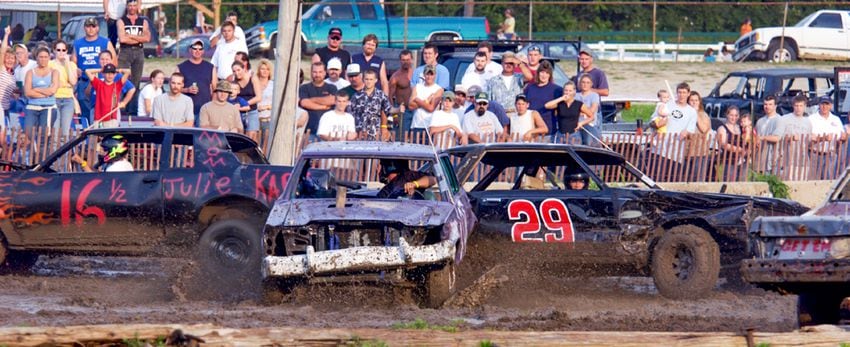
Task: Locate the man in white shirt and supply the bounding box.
[324,57,350,90]
[209,12,245,48]
[317,91,357,141]
[461,41,502,84]
[462,92,504,143]
[429,91,465,145]
[461,52,497,90]
[12,44,36,85]
[211,21,248,80]
[810,96,844,179]
[648,82,697,179]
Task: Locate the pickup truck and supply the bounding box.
[245,0,490,57]
[0,127,293,299]
[733,10,850,62]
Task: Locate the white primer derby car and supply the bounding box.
[261,142,476,307]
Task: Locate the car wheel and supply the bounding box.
[767,40,797,62]
[196,218,263,300]
[650,225,720,299]
[798,291,844,326]
[0,233,38,274]
[419,261,456,308]
[266,34,277,59]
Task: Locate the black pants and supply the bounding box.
[107,18,118,48]
[119,46,144,116]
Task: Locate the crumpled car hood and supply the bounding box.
[751,215,850,237]
[267,199,454,227]
[637,190,807,217]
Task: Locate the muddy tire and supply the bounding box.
[196,218,263,300]
[0,234,37,274]
[651,225,720,300]
[798,291,844,326]
[420,262,456,308]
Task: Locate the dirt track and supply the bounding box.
[0,251,797,333]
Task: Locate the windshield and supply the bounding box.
[795,12,818,27]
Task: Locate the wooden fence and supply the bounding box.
[5,126,846,183]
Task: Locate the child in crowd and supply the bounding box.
[651,89,669,134]
[317,91,357,141]
[227,83,250,127]
[85,64,133,128]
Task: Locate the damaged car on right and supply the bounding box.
[742,168,850,325]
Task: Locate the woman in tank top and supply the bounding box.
[24,47,58,134]
[48,40,78,136]
[232,61,261,142]
[255,59,274,142]
[544,81,594,144]
[576,74,602,146]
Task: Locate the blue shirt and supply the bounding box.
[228,96,249,113]
[412,64,450,90]
[74,36,110,74]
[351,53,385,90]
[524,82,563,134]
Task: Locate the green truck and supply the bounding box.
[245,0,491,57]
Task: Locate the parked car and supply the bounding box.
[0,127,292,298]
[163,34,212,58]
[701,68,834,126]
[445,143,808,299]
[733,10,850,62]
[261,141,476,308]
[245,0,490,57]
[742,168,850,325]
[516,41,596,61]
[63,14,161,58]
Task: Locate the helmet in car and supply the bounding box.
[379,159,409,183]
[100,134,129,163]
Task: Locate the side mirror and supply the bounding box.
[322,6,333,19]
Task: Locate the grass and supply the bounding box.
[122,333,166,347]
[479,340,496,347]
[348,336,389,347]
[621,103,655,122]
[391,318,466,333]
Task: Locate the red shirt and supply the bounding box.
[91,77,125,122]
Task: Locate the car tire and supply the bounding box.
[767,40,797,62]
[650,225,720,299]
[196,218,263,300]
[266,34,277,59]
[798,291,844,326]
[0,233,38,274]
[419,261,456,308]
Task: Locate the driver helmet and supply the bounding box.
[568,172,589,187]
[379,159,409,184]
[100,134,129,163]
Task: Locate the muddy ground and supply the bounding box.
[0,247,797,332]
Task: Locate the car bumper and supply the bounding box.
[732,43,766,61]
[741,258,850,283]
[262,237,455,278]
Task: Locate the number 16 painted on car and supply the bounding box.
[507,199,575,243]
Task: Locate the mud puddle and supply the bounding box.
[0,255,798,332]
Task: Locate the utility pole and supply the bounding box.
[267,0,302,165]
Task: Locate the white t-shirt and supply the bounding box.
[462,110,503,138]
[325,78,350,90]
[259,80,274,119]
[430,109,462,132]
[810,112,843,152]
[317,110,356,138]
[211,38,249,79]
[510,110,535,140]
[650,101,697,161]
[411,83,442,129]
[137,84,163,117]
[106,159,133,172]
[105,0,126,20]
[14,60,36,82]
[462,61,502,87]
[461,68,498,90]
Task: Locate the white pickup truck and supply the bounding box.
[733,10,850,62]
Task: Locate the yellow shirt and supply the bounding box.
[48,60,74,99]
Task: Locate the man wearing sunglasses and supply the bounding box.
[312,27,351,74]
[74,17,116,125]
[176,39,215,126]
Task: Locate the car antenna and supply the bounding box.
[423,126,456,205]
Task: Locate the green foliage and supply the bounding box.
[479,340,496,347]
[391,318,465,332]
[755,343,771,347]
[621,103,655,123]
[348,336,389,347]
[748,171,790,199]
[122,333,166,347]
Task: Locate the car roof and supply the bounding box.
[442,51,562,62]
[446,142,625,165]
[301,141,439,159]
[81,127,253,141]
[727,68,832,78]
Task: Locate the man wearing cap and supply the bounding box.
[486,51,524,122]
[409,64,444,134]
[461,41,502,84]
[200,80,243,133]
[103,0,126,48]
[511,94,548,142]
[339,64,364,99]
[312,28,351,73]
[810,96,844,179]
[211,21,248,80]
[116,0,151,116]
[462,92,505,143]
[461,52,497,90]
[324,57,349,90]
[429,90,465,145]
[452,85,471,120]
[351,69,391,141]
[74,17,116,124]
[85,63,133,128]
[463,84,510,128]
[518,45,543,83]
[299,62,337,140]
[151,72,194,127]
[573,49,609,97]
[176,39,216,126]
[209,12,246,48]
[411,43,450,90]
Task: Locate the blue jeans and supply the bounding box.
[54,97,75,136]
[579,125,602,146]
[25,105,56,133]
[244,109,260,131]
[76,79,93,124]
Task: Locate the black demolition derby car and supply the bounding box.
[445,143,808,299]
[0,127,293,295]
[743,168,850,325]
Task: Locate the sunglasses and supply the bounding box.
[329,36,341,41]
[503,62,515,66]
[191,47,203,51]
[55,49,67,52]
[477,102,488,106]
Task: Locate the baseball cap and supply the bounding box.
[579,47,593,56]
[454,85,467,95]
[191,39,204,49]
[215,80,232,93]
[126,0,138,3]
[423,64,436,75]
[501,51,519,64]
[475,92,489,104]
[467,85,483,96]
[515,94,528,102]
[84,17,98,26]
[327,57,342,70]
[528,45,541,53]
[328,27,343,36]
[819,96,833,104]
[102,64,117,73]
[346,63,361,76]
[443,91,456,100]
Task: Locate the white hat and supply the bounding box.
[327,57,342,70]
[346,63,361,76]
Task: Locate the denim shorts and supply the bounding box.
[244,109,260,131]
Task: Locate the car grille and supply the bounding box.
[737,36,750,50]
